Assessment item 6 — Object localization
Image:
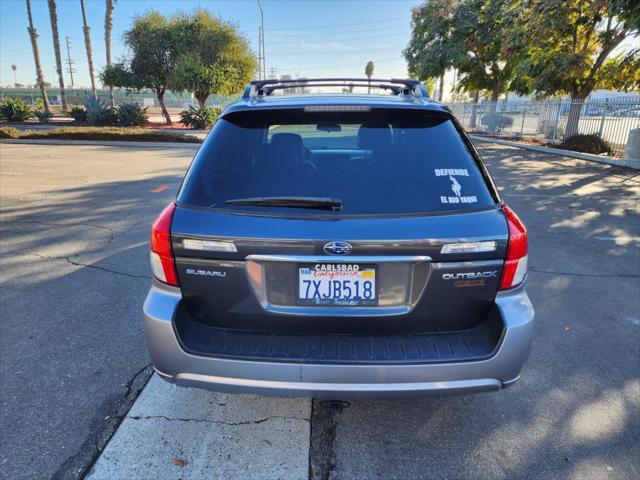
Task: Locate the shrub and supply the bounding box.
[0,127,20,138]
[84,96,118,126]
[117,102,148,127]
[0,126,201,143]
[480,112,514,132]
[68,105,88,123]
[0,97,33,122]
[556,134,611,155]
[34,110,54,123]
[180,105,220,129]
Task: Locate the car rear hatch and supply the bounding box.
[163,105,518,363]
[172,206,507,336]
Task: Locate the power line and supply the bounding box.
[265,32,407,46]
[275,56,403,72]
[256,15,408,31]
[268,46,404,57]
[239,21,407,41]
[266,24,407,39]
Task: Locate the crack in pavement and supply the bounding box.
[52,364,154,480]
[124,414,310,426]
[309,400,351,480]
[31,253,151,279]
[528,267,640,278]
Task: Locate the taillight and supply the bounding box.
[150,203,179,286]
[499,205,528,290]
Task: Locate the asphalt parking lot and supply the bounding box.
[0,141,638,480]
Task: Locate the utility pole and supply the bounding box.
[257,0,266,80]
[258,26,263,80]
[65,36,75,87]
[268,67,278,79]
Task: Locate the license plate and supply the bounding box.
[297,263,377,306]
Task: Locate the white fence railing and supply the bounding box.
[448,97,640,154]
[0,88,235,109]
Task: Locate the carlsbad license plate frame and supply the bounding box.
[297,263,377,306]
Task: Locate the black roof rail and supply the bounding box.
[242,77,430,99]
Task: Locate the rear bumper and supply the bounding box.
[143,281,534,398]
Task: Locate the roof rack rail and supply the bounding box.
[242,77,430,99]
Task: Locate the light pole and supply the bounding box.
[257,0,266,80]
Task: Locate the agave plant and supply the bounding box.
[117,102,148,127]
[67,105,88,123]
[0,97,33,122]
[83,96,117,126]
[34,109,54,123]
[180,105,220,129]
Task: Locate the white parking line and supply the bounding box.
[87,375,311,480]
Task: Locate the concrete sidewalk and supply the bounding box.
[87,376,311,480]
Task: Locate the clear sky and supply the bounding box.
[0,0,418,88]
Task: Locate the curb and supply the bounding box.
[0,138,201,148]
[469,135,638,170]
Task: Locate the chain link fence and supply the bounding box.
[448,97,640,155]
[0,88,235,109]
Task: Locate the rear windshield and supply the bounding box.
[178,109,496,216]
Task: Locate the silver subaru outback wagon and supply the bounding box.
[143,78,534,398]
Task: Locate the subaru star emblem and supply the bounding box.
[323,241,352,255]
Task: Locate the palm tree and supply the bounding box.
[105,0,116,106]
[46,0,67,111]
[26,0,49,112]
[365,61,374,94]
[80,0,96,97]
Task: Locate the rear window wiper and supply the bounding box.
[225,196,343,211]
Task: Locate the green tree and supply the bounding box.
[512,0,639,135]
[47,0,67,111]
[170,10,256,107]
[596,51,640,90]
[612,0,640,30]
[405,0,527,122]
[365,60,374,93]
[101,11,177,124]
[452,0,526,105]
[404,0,458,102]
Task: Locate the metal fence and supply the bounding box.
[0,88,234,109]
[448,97,640,154]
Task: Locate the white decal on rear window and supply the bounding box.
[450,175,462,196]
[434,168,469,177]
[440,195,478,204]
[437,169,477,204]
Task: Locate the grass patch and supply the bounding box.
[0,126,201,143]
